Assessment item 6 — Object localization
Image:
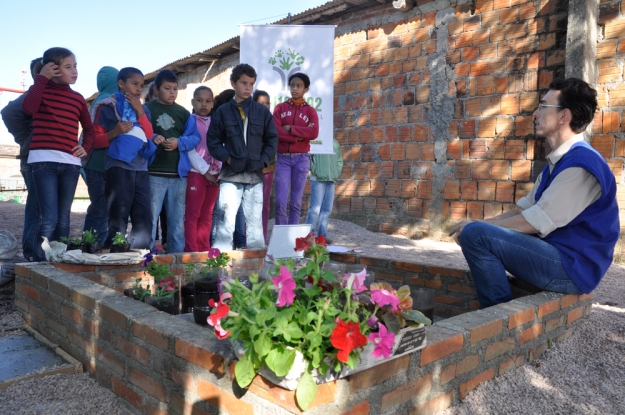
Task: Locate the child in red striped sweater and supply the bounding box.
[22,47,95,261]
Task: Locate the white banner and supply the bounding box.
[240,24,335,154]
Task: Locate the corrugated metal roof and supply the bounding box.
[143,0,387,82]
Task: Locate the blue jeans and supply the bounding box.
[149,175,186,253]
[21,161,40,261]
[213,181,264,251]
[233,204,247,249]
[305,180,335,238]
[460,222,583,308]
[83,169,108,245]
[30,162,81,262]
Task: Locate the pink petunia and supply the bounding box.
[366,314,379,328]
[208,247,220,259]
[343,268,367,293]
[271,266,296,307]
[367,323,395,359]
[370,288,400,311]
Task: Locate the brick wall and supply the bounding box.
[593,0,625,259]
[14,251,593,415]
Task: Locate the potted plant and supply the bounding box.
[123,276,150,301]
[181,263,197,314]
[60,235,83,251]
[194,248,230,325]
[81,229,101,254]
[111,232,130,253]
[142,250,179,314]
[208,232,431,410]
[145,277,178,314]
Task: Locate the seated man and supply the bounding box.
[449,78,619,308]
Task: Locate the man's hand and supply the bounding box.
[72,145,87,158]
[448,220,473,246]
[283,125,291,132]
[204,172,218,186]
[162,137,178,151]
[39,63,60,80]
[153,135,165,145]
[125,93,144,118]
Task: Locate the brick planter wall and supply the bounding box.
[13,251,593,415]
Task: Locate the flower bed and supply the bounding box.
[12,249,593,415]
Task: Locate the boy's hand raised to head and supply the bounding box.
[162,137,178,151]
[39,63,61,80]
[125,93,145,118]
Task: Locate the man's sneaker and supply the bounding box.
[325,238,334,245]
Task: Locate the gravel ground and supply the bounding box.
[0,201,623,414]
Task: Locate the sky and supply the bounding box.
[0,0,329,145]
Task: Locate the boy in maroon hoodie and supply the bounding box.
[272,73,320,225]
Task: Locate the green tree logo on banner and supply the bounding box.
[268,48,306,92]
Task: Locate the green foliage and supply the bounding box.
[59,236,70,244]
[82,229,98,244]
[184,263,197,282]
[204,252,230,269]
[112,232,127,246]
[145,262,174,285]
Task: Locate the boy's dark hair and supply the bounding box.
[210,89,235,116]
[154,70,178,89]
[549,78,598,133]
[193,85,213,98]
[230,64,256,83]
[288,72,310,88]
[144,81,157,102]
[30,57,42,80]
[118,67,144,83]
[253,90,270,102]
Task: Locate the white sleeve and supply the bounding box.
[188,149,209,175]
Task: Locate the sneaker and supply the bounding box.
[325,238,334,245]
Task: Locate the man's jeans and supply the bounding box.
[21,161,39,261]
[30,162,81,262]
[83,169,108,246]
[149,175,186,254]
[274,154,309,225]
[305,180,335,238]
[460,222,583,308]
[213,181,264,251]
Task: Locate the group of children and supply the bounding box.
[2,47,343,262]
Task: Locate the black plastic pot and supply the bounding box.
[68,243,82,251]
[146,295,179,315]
[123,288,143,301]
[111,243,130,253]
[82,241,102,254]
[181,283,195,314]
[193,278,220,325]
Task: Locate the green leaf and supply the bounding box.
[382,313,402,334]
[265,348,296,377]
[285,322,304,340]
[320,270,337,283]
[401,310,432,326]
[311,348,322,368]
[253,333,272,357]
[306,332,323,348]
[234,356,256,388]
[296,371,317,411]
[306,311,318,324]
[346,352,359,370]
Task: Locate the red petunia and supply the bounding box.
[330,319,367,363]
[159,277,176,292]
[315,235,327,248]
[208,292,232,338]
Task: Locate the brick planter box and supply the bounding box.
[13,250,592,415]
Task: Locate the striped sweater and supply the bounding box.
[22,75,95,156]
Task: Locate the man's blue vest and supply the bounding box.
[535,141,620,293]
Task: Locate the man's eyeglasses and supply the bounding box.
[537,103,565,110]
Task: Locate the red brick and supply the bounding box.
[115,335,150,366]
[340,401,370,415]
[23,284,40,301]
[52,263,96,273]
[459,369,495,399]
[469,318,503,344]
[440,354,479,385]
[420,333,464,365]
[129,368,166,401]
[349,355,410,392]
[519,323,542,345]
[111,377,142,410]
[508,307,535,329]
[561,294,579,309]
[146,404,168,415]
[545,315,566,333]
[131,321,170,350]
[94,345,125,376]
[498,354,524,376]
[567,306,584,324]
[248,375,334,413]
[380,374,433,412]
[485,336,515,362]
[171,394,210,415]
[393,261,425,273]
[408,391,453,415]
[175,338,225,375]
[537,299,560,318]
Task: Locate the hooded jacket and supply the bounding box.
[309,139,343,182]
[273,99,319,154]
